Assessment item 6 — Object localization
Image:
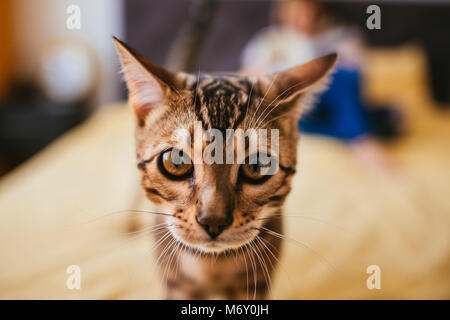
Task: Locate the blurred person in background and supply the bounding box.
[241,0,402,170]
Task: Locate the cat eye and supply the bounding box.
[158,149,193,180]
[240,154,277,184]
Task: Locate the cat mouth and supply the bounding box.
[197,240,244,253]
[204,241,220,248]
[167,219,261,253]
[173,230,259,253]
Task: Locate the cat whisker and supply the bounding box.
[247,74,277,130]
[121,224,172,246]
[256,234,297,294]
[247,241,259,300]
[254,80,308,130]
[250,236,272,298]
[258,114,290,128]
[121,222,169,235]
[144,235,177,297]
[234,234,254,300]
[153,234,176,270]
[254,235,274,298]
[241,246,250,300]
[174,241,187,280]
[247,245,260,300]
[243,80,254,129]
[254,226,335,272]
[81,209,176,226]
[256,235,281,267]
[241,237,258,300]
[255,236,276,262]
[169,240,183,283]
[117,209,176,217]
[254,235,276,271]
[126,229,172,294]
[168,239,183,279]
[253,98,283,130]
[252,81,303,130]
[257,214,351,235]
[159,237,181,291]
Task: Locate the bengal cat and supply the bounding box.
[113,37,336,299]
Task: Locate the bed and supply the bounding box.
[0,47,448,299]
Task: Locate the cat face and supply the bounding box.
[113,37,336,253]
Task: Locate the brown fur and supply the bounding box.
[113,37,336,299]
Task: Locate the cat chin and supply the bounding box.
[170,229,257,254]
[194,242,232,253]
[186,243,247,254]
[195,241,251,253]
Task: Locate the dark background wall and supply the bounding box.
[125,0,450,103]
[125,0,271,72]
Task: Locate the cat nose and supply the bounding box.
[196,214,233,239]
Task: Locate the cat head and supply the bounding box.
[113,37,336,253]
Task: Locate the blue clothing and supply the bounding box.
[299,67,369,141]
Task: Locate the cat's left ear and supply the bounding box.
[113,37,183,124]
[259,53,338,118]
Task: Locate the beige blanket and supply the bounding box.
[0,48,449,299]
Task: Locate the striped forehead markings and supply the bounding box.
[192,76,255,131]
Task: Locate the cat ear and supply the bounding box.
[260,53,338,118]
[113,37,179,124]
